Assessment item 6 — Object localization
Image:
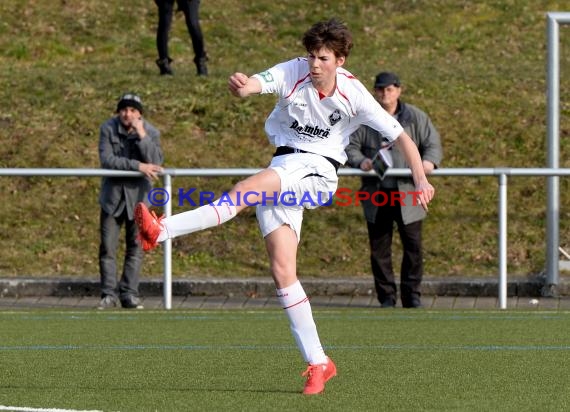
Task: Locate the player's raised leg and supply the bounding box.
[135,168,281,251]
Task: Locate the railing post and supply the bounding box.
[498,173,508,309]
[162,173,173,310]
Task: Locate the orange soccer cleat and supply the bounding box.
[301,357,337,395]
[134,202,164,252]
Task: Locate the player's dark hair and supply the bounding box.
[302,18,353,58]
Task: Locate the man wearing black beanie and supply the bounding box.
[97,93,164,309]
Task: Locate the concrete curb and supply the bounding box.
[0,276,567,298]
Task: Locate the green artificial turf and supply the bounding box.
[0,309,569,411]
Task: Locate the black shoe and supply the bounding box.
[195,56,208,76]
[380,298,396,308]
[121,296,144,309]
[402,298,423,308]
[156,58,173,75]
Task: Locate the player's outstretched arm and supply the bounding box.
[395,131,435,210]
[228,72,262,98]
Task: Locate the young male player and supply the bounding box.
[136,18,435,395]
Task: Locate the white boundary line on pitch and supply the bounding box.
[0,406,103,412]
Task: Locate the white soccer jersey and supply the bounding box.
[252,57,403,164]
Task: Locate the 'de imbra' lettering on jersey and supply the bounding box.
[289,120,330,139]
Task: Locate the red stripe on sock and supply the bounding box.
[282,296,309,310]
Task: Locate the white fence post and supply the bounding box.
[498,173,508,309]
[545,12,570,295]
[162,173,173,310]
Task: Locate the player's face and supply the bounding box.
[307,47,345,88]
[118,107,141,128]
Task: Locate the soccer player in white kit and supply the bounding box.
[135,18,435,395]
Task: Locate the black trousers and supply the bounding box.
[155,0,206,61]
[99,209,143,300]
[366,192,423,307]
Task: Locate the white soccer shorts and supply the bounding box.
[256,152,339,242]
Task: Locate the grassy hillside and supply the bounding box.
[0,0,569,280]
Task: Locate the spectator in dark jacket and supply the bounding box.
[98,93,163,309]
[346,72,442,308]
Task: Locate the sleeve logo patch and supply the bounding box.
[259,71,274,83]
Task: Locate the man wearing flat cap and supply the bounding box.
[346,72,443,309]
[97,93,164,309]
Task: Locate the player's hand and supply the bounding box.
[228,72,249,96]
[416,181,435,211]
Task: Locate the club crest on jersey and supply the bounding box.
[289,120,330,139]
[329,109,342,126]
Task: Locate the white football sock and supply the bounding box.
[277,280,327,365]
[157,202,237,242]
